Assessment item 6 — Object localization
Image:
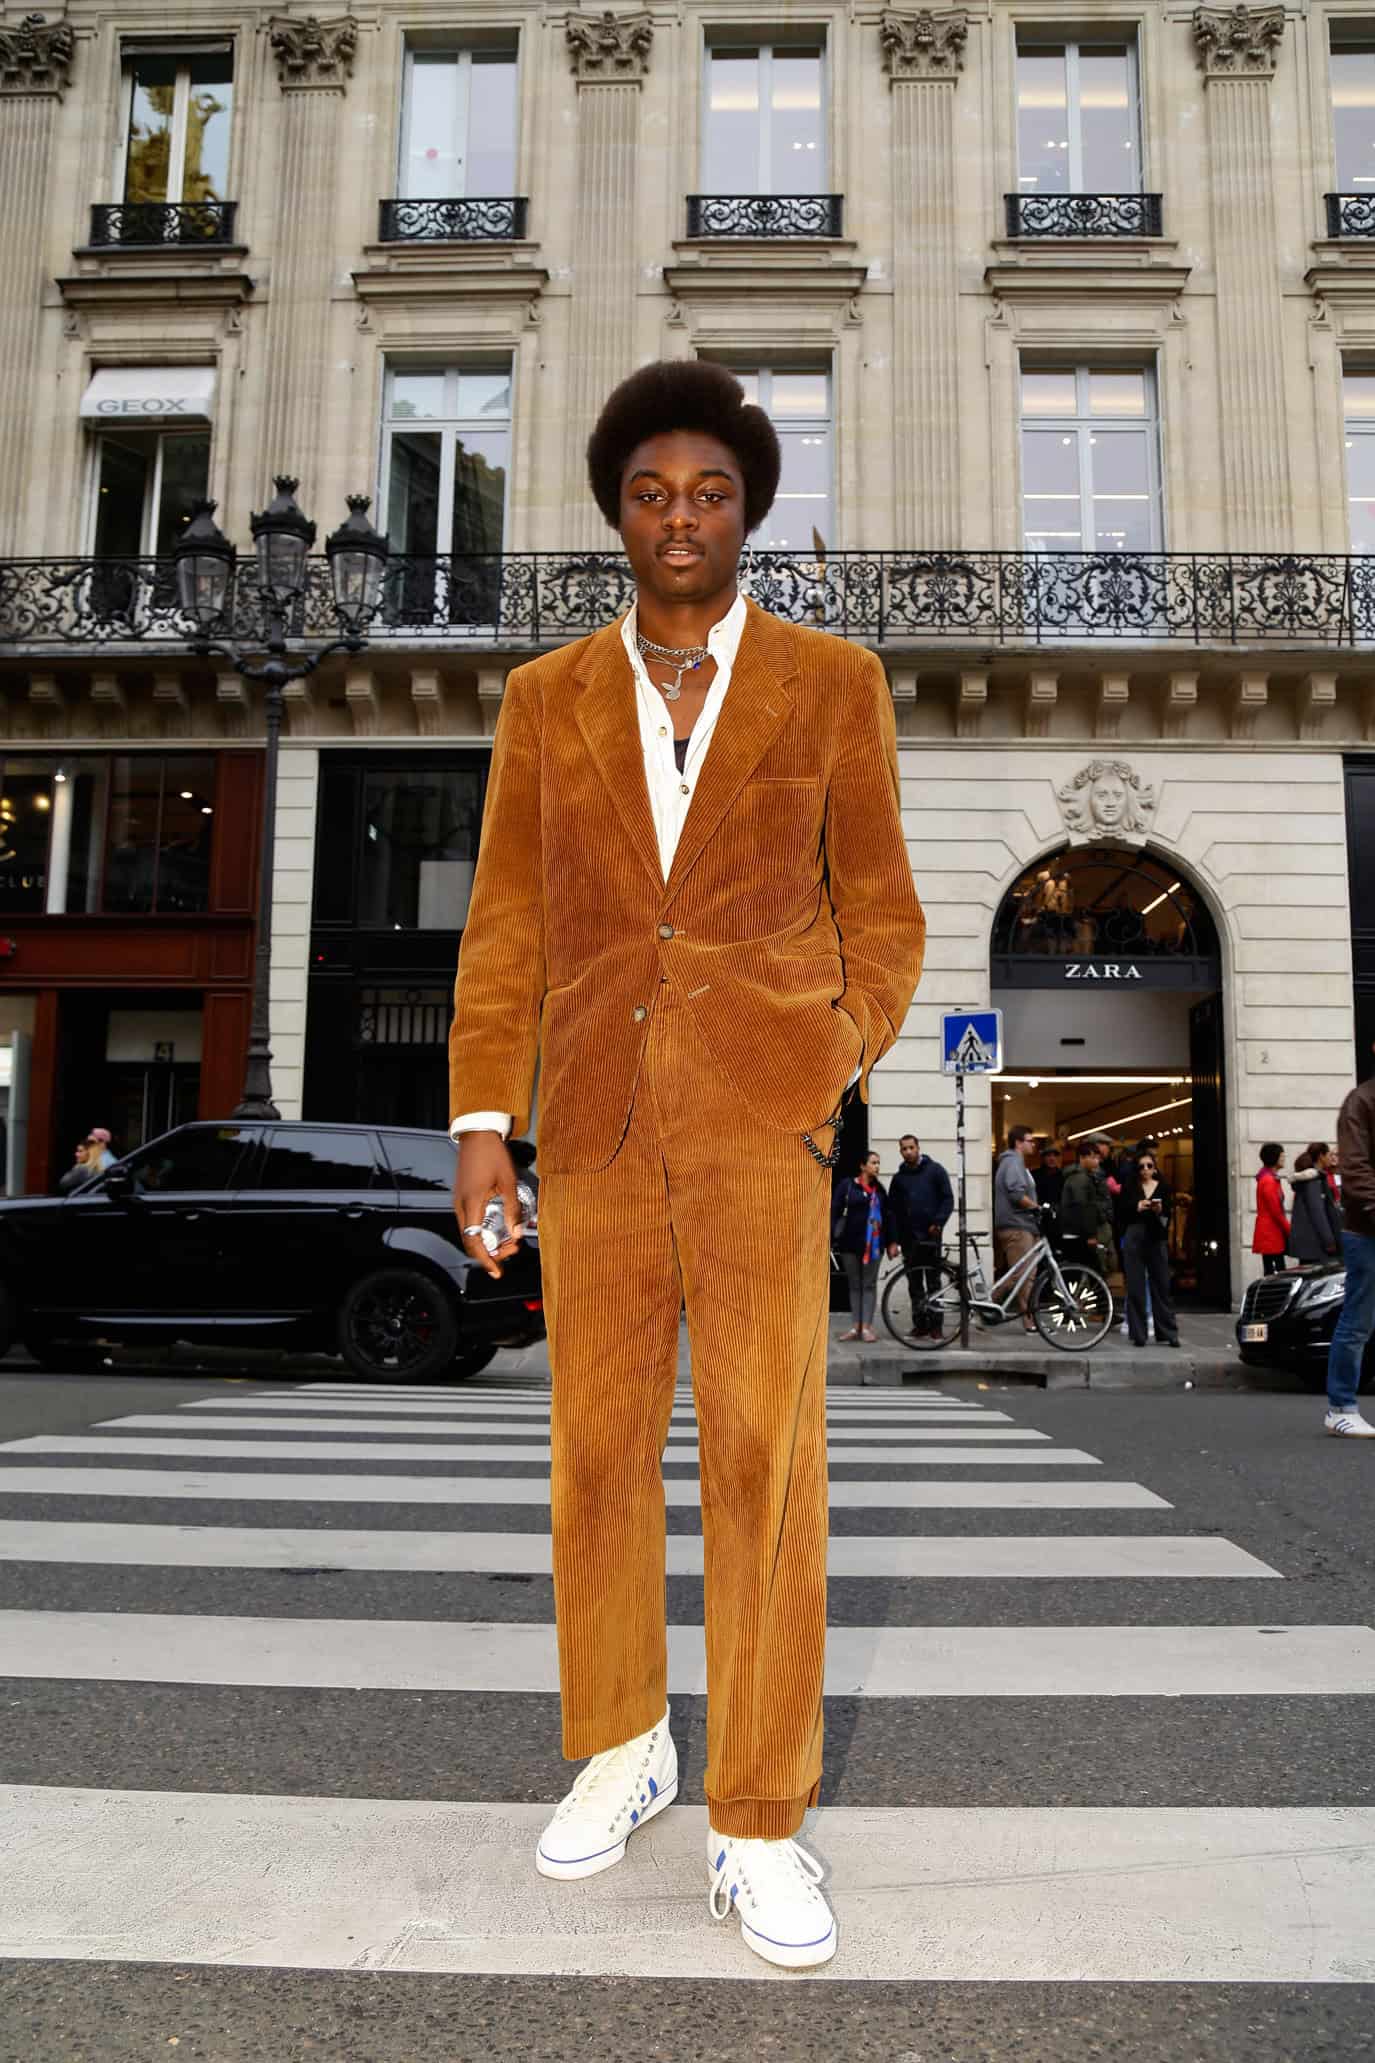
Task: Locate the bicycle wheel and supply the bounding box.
[1031,1262,1114,1351]
[880,1259,961,1348]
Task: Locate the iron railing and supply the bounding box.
[1005,193,1163,238]
[685,194,844,238]
[89,200,239,246]
[1325,193,1375,237]
[379,196,528,242]
[5,549,1375,650]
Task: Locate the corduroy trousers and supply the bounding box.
[538,977,834,1839]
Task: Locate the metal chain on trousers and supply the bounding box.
[801,1102,845,1168]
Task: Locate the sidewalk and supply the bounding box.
[496,1307,1271,1391]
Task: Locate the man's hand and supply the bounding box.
[928,1221,942,1238]
[453,1132,522,1280]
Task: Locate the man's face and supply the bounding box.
[1081,1150,1100,1174]
[618,431,747,605]
[900,1139,920,1164]
[1016,1135,1034,1161]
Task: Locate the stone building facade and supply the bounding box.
[0,0,1371,1297]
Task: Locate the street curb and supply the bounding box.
[832,1352,1277,1392]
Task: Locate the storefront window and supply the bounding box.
[0,755,216,916]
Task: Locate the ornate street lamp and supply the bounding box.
[173,479,389,1119]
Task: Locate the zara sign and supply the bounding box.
[1064,961,1142,982]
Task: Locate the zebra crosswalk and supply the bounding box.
[0,1368,1373,1997]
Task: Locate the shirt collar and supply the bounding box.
[622,589,748,666]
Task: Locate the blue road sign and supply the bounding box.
[941,1009,1003,1076]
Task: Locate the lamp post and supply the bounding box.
[174,478,389,1119]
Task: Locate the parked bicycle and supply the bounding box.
[880,1218,1114,1352]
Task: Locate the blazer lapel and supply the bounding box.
[663,600,798,905]
[573,616,664,891]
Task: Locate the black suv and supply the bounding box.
[1235,1261,1372,1391]
[0,1121,544,1384]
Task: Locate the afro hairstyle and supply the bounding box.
[586,360,782,533]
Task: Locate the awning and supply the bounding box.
[80,365,216,424]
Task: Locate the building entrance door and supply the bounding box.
[990,843,1229,1308]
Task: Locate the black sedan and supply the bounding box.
[0,1120,544,1384]
[1235,1262,1372,1391]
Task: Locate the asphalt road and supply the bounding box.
[0,1358,1372,2062]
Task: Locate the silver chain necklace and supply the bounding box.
[636,630,710,703]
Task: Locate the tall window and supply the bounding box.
[399,48,517,198]
[703,44,824,192]
[1331,36,1375,192]
[1344,372,1375,550]
[1020,366,1161,552]
[1015,36,1139,193]
[380,367,510,621]
[734,369,832,549]
[312,758,485,931]
[117,49,233,207]
[90,432,209,560]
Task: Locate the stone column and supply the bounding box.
[1192,5,1290,551]
[258,16,357,500]
[563,11,653,548]
[880,10,967,549]
[0,14,74,555]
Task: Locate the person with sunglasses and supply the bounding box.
[1115,1150,1181,1349]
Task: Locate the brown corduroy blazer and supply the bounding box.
[449,596,925,1175]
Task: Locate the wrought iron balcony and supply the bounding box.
[89,200,239,247]
[1325,193,1375,237]
[1005,193,1163,238]
[685,194,844,239]
[379,196,529,242]
[5,549,1375,651]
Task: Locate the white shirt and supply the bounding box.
[450,593,749,1140]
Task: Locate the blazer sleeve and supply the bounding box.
[448,664,547,1134]
[824,650,925,1092]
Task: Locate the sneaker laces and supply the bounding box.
[553,1723,663,1828]
[709,1836,826,1921]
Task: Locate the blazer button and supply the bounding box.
[632,1005,647,1022]
[658,923,675,939]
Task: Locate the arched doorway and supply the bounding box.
[990,845,1230,1308]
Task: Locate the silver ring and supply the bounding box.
[461,1223,486,1237]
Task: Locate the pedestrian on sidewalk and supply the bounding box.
[1325,1056,1375,1435]
[1252,1142,1291,1275]
[1116,1148,1181,1349]
[994,1123,1040,1331]
[1060,1140,1107,1270]
[888,1133,952,1339]
[1290,1143,1342,1266]
[832,1150,900,1343]
[449,358,925,1966]
[56,1139,95,1195]
[1091,1140,1119,1271]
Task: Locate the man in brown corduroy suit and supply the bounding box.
[449,361,924,1968]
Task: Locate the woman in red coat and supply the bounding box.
[1252,1140,1291,1274]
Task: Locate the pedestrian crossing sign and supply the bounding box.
[941,1009,1003,1075]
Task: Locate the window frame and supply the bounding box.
[1329,29,1375,194]
[700,38,828,194]
[378,362,514,561]
[113,43,235,207]
[397,43,520,201]
[86,427,212,558]
[1013,31,1143,196]
[1018,361,1164,554]
[1341,366,1375,551]
[729,364,835,551]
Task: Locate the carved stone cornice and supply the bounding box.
[1192,5,1284,79]
[0,12,74,97]
[880,9,967,82]
[565,10,652,83]
[268,15,357,91]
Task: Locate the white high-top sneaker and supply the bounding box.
[535,1710,676,1880]
[707,1826,837,1969]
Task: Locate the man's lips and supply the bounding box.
[658,544,703,560]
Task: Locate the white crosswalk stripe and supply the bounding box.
[0,1364,1361,1999]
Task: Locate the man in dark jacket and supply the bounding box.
[889,1135,953,1339]
[1059,1140,1105,1266]
[1326,1058,1375,1435]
